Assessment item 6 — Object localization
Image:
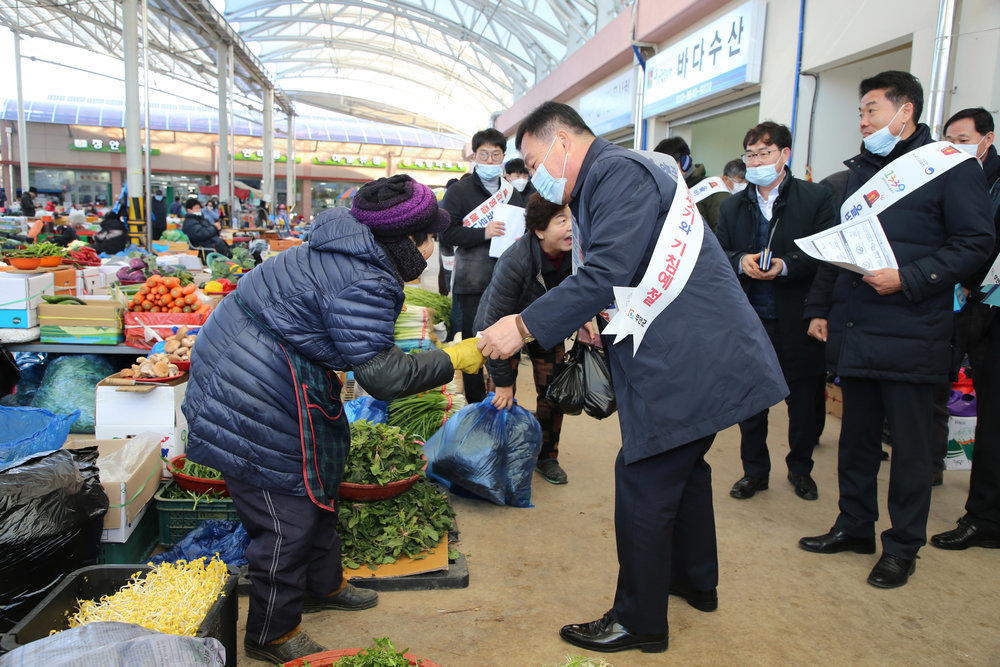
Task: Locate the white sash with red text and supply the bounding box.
[461,179,514,228]
[690,176,729,203]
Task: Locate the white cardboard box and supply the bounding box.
[0,271,55,310]
[95,375,189,476]
[76,267,101,296]
[64,437,162,543]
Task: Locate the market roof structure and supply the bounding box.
[223,0,627,136]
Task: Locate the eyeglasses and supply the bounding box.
[742,148,780,164]
[475,149,505,163]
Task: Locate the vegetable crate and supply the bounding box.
[155,482,242,547]
[0,564,238,667]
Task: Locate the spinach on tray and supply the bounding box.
[338,478,455,570]
[345,421,425,485]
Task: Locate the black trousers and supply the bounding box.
[611,435,717,635]
[965,313,1000,531]
[456,292,486,403]
[931,380,951,474]
[227,477,343,644]
[738,318,825,478]
[833,378,934,559]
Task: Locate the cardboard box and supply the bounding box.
[95,374,189,476]
[0,308,36,328]
[268,239,303,252]
[825,383,843,419]
[37,298,123,344]
[51,267,78,295]
[76,267,101,296]
[64,437,163,543]
[0,271,55,310]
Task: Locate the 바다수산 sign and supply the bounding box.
[642,0,766,118]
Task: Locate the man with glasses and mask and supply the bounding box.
[441,128,528,402]
[477,101,786,655]
[716,122,836,503]
[800,71,994,589]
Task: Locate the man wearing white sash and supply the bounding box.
[654,137,731,232]
[477,102,786,654]
[799,71,995,589]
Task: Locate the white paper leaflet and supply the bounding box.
[487,204,527,258]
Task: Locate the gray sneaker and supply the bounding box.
[244,630,326,664]
[301,582,378,613]
[536,459,568,484]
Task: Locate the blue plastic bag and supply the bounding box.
[344,396,388,424]
[423,393,542,507]
[0,406,80,472]
[150,519,248,567]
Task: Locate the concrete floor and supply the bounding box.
[238,363,1000,666]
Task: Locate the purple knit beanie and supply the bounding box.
[351,175,450,239]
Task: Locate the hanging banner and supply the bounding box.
[601,152,705,355]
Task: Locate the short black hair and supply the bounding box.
[944,107,995,136]
[859,70,924,123]
[411,231,429,247]
[471,128,507,153]
[743,121,792,150]
[654,137,690,159]
[515,102,593,152]
[174,195,180,201]
[504,158,529,176]
[155,188,163,196]
[28,186,37,194]
[524,193,566,235]
[184,197,201,210]
[723,159,746,178]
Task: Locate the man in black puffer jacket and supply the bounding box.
[475,194,580,485]
[182,197,231,258]
[800,71,995,589]
[440,128,528,402]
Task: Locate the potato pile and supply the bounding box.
[121,353,179,379]
[163,325,196,363]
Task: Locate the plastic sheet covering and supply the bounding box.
[344,396,388,424]
[150,520,248,568]
[0,621,225,666]
[579,344,617,419]
[31,355,116,433]
[0,352,49,408]
[97,433,162,483]
[423,393,542,507]
[0,447,108,633]
[0,406,80,473]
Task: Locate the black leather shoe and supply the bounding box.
[669,580,718,612]
[788,473,818,500]
[559,610,668,654]
[867,553,915,588]
[799,529,876,554]
[930,519,1000,550]
[730,475,768,499]
[301,582,378,613]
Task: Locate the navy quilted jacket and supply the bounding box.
[182,207,405,493]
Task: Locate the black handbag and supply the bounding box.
[1,343,20,398]
[579,343,617,419]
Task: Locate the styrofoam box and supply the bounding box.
[0,272,55,311]
[95,377,188,475]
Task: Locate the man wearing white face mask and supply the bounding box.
[504,158,536,197]
[441,128,528,402]
[715,122,836,503]
[721,159,748,194]
[932,107,1000,551]
[800,72,995,589]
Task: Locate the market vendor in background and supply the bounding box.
[182,174,486,665]
[475,194,591,485]
[182,197,232,258]
[92,210,129,255]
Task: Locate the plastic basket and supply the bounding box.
[0,563,239,667]
[154,482,241,547]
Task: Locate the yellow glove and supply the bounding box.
[443,337,486,374]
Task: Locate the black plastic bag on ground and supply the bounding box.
[0,447,108,633]
[545,345,584,415]
[580,344,617,419]
[424,394,542,507]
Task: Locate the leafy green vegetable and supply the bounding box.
[164,456,224,480]
[346,421,424,485]
[338,478,454,570]
[403,285,451,325]
[160,482,227,508]
[334,637,422,666]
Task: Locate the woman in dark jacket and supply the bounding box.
[92,211,129,254]
[181,197,232,258]
[474,194,584,485]
[183,175,484,664]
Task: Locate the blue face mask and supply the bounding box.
[863,105,906,156]
[531,136,569,205]
[154,195,163,201]
[476,163,503,181]
[745,160,782,187]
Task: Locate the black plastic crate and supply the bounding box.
[0,564,238,667]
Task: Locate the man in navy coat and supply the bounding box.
[478,102,787,654]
